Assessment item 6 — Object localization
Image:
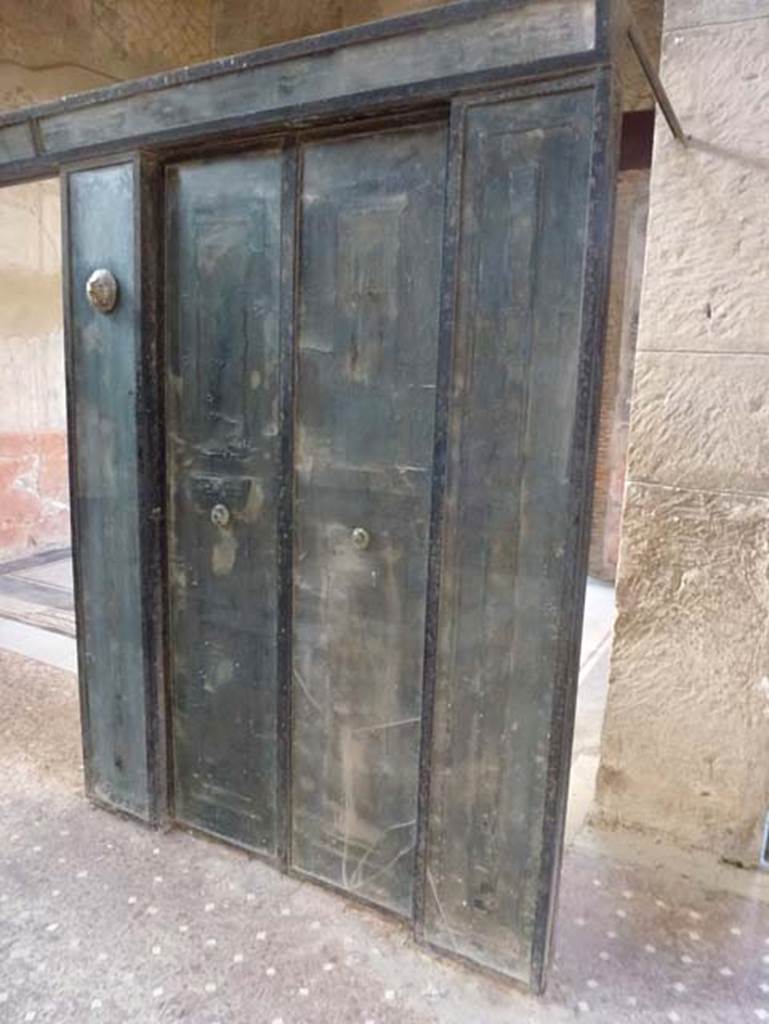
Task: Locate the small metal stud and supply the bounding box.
[351,526,371,550]
[85,268,119,314]
[210,503,231,527]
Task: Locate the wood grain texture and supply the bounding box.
[60,48,614,996]
[291,126,447,914]
[26,2,594,164]
[165,151,284,854]
[423,86,596,984]
[65,162,151,818]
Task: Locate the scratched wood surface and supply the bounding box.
[291,126,447,915]
[54,2,615,993]
[423,87,596,984]
[166,151,284,854]
[65,163,151,818]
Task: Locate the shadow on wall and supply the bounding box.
[0,179,70,558]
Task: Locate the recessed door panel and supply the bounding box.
[424,88,596,985]
[291,126,447,914]
[166,151,284,854]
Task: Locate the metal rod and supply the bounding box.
[625,5,687,144]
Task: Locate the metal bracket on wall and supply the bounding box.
[623,1,688,145]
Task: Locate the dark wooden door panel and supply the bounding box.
[291,126,447,914]
[58,2,615,991]
[166,151,284,854]
[65,161,155,820]
[423,87,596,985]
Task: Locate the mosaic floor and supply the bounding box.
[1,647,768,1023]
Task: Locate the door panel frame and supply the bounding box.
[412,70,621,992]
[164,145,290,856]
[47,0,623,994]
[0,0,613,187]
[276,142,300,873]
[62,151,168,824]
[289,121,450,915]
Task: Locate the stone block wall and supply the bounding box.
[595,0,769,865]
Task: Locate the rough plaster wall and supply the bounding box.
[589,170,650,581]
[0,180,69,554]
[0,1,211,88]
[595,0,769,865]
[210,0,451,53]
[211,0,343,53]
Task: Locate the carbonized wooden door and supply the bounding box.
[423,85,598,988]
[166,151,285,855]
[291,126,447,914]
[165,125,448,895]
[160,76,608,988]
[56,0,615,994]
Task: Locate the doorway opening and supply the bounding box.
[0,177,80,796]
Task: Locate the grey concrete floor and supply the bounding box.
[0,553,614,837]
[4,564,769,1022]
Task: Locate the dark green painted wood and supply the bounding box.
[7,1,595,176]
[0,122,35,162]
[65,162,152,819]
[58,43,616,995]
[166,152,284,854]
[424,86,596,984]
[291,126,447,915]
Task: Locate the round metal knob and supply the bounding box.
[210,503,231,527]
[351,526,371,550]
[85,268,119,314]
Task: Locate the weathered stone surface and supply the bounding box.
[0,64,108,112]
[628,350,769,494]
[666,0,769,31]
[595,482,769,864]
[638,13,769,353]
[343,0,449,26]
[0,0,211,86]
[0,179,67,557]
[212,0,343,52]
[598,0,769,867]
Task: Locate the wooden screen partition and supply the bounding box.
[63,156,166,824]
[4,0,623,993]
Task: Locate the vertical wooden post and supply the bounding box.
[62,154,167,824]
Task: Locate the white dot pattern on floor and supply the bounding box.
[1,646,768,1023]
[548,846,769,1023]
[4,804,768,1023]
